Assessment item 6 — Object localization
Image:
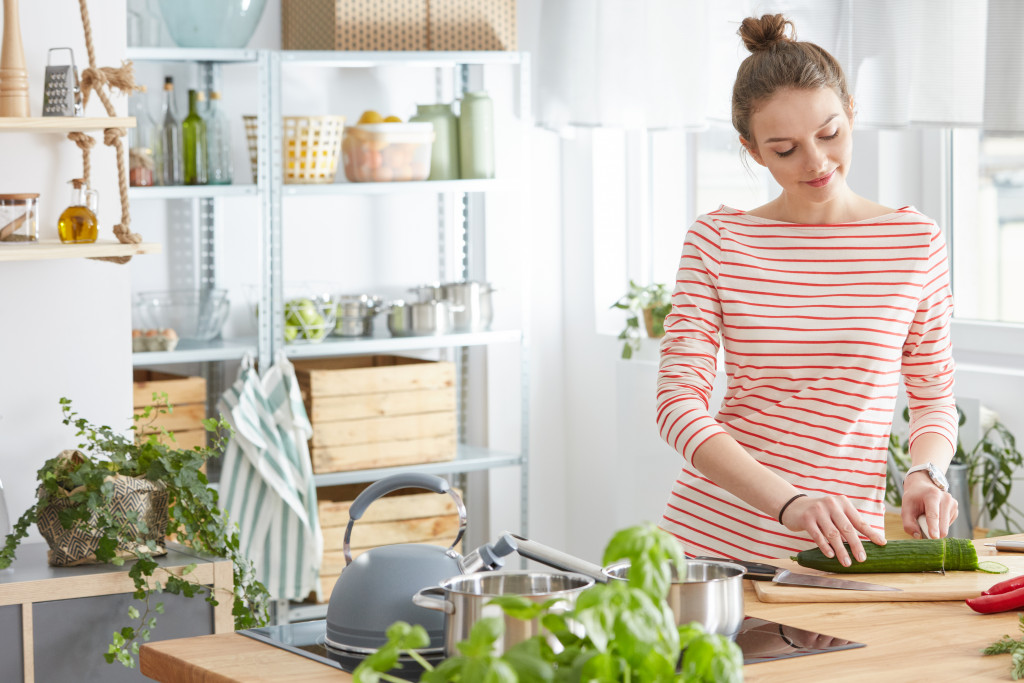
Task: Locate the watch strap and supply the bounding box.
[903,463,948,491]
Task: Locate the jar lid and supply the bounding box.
[0,193,40,201]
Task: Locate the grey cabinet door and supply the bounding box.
[0,604,24,682]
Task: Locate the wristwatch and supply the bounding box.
[903,463,949,492]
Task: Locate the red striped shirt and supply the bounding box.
[657,206,957,560]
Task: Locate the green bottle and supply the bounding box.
[182,89,208,185]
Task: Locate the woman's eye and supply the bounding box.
[821,130,839,141]
[775,148,796,158]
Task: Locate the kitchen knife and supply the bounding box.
[984,540,1024,553]
[695,556,902,592]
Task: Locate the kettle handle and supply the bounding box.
[344,473,467,567]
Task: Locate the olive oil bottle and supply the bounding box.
[58,179,99,244]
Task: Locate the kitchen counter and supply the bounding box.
[140,534,1024,682]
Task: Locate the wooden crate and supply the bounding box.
[132,369,207,449]
[293,355,457,473]
[315,483,463,601]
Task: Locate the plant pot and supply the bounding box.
[643,306,667,339]
[36,451,169,567]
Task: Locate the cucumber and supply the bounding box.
[792,538,985,573]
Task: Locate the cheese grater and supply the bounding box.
[42,48,83,117]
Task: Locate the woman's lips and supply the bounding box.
[807,169,835,188]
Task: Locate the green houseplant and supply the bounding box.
[886,405,1024,535]
[612,280,672,359]
[354,523,744,683]
[0,396,270,668]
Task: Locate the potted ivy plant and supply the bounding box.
[886,404,1024,535]
[0,396,270,668]
[611,280,672,359]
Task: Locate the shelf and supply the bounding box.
[132,337,258,365]
[0,117,135,133]
[0,239,160,262]
[312,444,524,487]
[284,328,522,359]
[129,184,258,200]
[284,178,505,196]
[281,50,523,68]
[126,47,260,63]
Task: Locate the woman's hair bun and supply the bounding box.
[738,14,795,52]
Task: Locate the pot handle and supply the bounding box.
[344,473,467,566]
[505,532,609,583]
[412,586,455,614]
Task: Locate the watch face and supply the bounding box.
[927,463,949,490]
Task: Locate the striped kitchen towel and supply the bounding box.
[218,351,323,602]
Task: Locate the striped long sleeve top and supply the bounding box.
[656,205,957,561]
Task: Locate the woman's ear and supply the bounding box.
[740,136,765,167]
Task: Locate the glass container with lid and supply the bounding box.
[0,193,40,244]
[58,179,99,244]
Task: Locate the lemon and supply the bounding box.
[358,110,384,124]
[384,115,402,123]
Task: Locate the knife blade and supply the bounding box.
[695,556,902,592]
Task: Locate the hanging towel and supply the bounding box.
[218,351,323,602]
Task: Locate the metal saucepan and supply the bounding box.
[386,299,463,336]
[413,570,593,656]
[408,281,494,333]
[506,533,745,638]
[333,294,382,338]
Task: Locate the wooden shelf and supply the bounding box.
[0,239,161,262]
[0,116,135,133]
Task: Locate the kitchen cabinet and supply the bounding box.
[0,541,232,683]
[126,48,531,621]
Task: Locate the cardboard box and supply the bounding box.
[293,355,457,473]
[132,369,208,450]
[315,482,463,601]
[282,0,516,51]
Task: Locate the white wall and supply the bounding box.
[0,0,132,540]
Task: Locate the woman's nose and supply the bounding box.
[807,144,829,172]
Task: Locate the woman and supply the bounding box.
[656,14,958,566]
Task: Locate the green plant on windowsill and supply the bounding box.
[612,280,672,359]
[886,404,1024,535]
[0,396,270,668]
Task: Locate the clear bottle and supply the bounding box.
[410,103,459,180]
[183,89,208,185]
[58,179,99,244]
[458,91,495,179]
[158,76,183,185]
[205,91,233,185]
[128,85,157,187]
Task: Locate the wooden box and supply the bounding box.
[316,483,462,601]
[281,0,516,51]
[293,355,457,474]
[132,369,207,450]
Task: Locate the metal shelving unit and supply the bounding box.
[127,48,531,622]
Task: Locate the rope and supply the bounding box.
[74,0,143,263]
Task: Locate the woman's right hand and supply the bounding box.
[780,494,886,566]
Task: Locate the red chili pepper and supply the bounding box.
[966,585,1024,614]
[983,574,1024,596]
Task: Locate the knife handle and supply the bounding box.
[985,541,1024,553]
[693,556,779,581]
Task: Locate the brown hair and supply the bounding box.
[732,14,852,146]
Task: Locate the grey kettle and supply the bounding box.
[324,472,517,654]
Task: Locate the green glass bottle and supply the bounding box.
[182,89,208,185]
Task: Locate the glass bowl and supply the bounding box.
[134,289,230,341]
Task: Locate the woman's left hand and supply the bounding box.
[901,477,958,539]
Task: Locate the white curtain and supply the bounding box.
[534,0,1024,132]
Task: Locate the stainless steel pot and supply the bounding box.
[412,571,593,656]
[603,560,746,638]
[506,533,745,638]
[440,281,493,332]
[386,299,462,336]
[333,294,381,338]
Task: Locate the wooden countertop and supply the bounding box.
[141,535,1024,682]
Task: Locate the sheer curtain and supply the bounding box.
[534,0,1024,133]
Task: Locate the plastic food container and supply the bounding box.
[341,123,435,182]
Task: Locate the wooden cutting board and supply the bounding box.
[753,540,1024,603]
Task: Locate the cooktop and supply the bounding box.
[241,615,864,678]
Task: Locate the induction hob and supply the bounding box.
[241,615,864,678]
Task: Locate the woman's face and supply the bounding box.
[742,87,854,207]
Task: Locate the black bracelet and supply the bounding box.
[778,493,807,525]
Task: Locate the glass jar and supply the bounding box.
[58,179,99,244]
[458,91,495,179]
[0,193,40,244]
[410,103,459,180]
